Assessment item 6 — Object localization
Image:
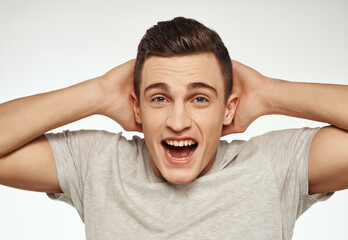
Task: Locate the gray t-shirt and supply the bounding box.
[45,127,333,240]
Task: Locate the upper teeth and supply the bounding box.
[165,139,197,147]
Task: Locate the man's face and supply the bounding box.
[132,53,236,184]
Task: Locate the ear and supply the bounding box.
[223,93,239,126]
[130,91,142,124]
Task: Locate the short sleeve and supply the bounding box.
[44,129,115,220]
[248,127,334,226]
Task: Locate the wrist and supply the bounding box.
[253,76,276,116]
[263,77,302,118]
[68,78,105,117]
[94,74,127,119]
[261,77,287,116]
[92,76,113,116]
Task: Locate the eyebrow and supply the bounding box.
[187,82,218,96]
[144,82,218,96]
[144,82,168,94]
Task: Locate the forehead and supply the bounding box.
[141,53,224,93]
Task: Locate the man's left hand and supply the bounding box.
[222,60,270,136]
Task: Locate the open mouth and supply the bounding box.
[161,139,198,161]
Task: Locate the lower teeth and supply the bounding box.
[165,148,195,161]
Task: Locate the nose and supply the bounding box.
[165,102,192,133]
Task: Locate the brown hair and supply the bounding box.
[134,17,232,102]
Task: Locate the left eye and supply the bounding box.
[194,97,207,103]
[153,96,166,102]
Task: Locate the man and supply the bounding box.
[0,17,347,239]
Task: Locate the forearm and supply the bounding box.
[0,78,102,157]
[265,78,348,130]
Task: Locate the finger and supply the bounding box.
[231,60,244,70]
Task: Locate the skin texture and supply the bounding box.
[1,55,348,194]
[131,53,238,184]
[227,61,348,193]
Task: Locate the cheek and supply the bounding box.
[140,106,167,133]
[190,107,225,147]
[190,106,226,128]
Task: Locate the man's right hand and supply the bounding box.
[97,59,142,132]
[0,59,141,193]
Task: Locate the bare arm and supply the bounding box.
[225,60,348,194]
[266,79,348,132]
[0,79,100,158]
[266,78,348,194]
[0,59,139,193]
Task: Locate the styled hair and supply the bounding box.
[134,17,232,102]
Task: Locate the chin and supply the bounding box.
[161,169,199,185]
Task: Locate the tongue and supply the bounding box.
[168,145,191,158]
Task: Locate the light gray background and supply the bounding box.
[0,0,347,239]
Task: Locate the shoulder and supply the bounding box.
[216,127,321,168]
[249,127,320,143]
[246,127,321,154]
[45,129,145,153]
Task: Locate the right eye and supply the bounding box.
[152,96,166,103]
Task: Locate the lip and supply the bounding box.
[162,136,198,142]
[161,141,198,166]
